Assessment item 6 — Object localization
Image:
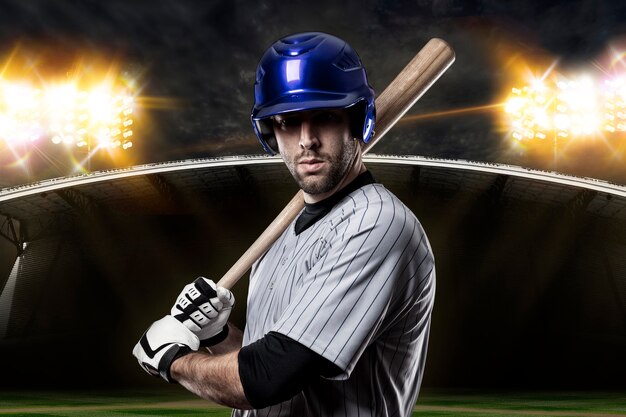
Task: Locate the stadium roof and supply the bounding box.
[1,154,625,226]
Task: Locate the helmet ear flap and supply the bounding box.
[254,119,279,155]
[348,101,366,141]
[348,100,376,144]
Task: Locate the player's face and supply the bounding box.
[272,108,359,198]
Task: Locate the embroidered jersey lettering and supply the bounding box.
[234,183,435,417]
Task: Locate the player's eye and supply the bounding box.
[314,111,342,124]
[273,116,300,130]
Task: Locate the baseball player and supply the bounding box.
[133,32,436,417]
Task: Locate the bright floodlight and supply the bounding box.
[0,81,135,151]
[603,78,626,133]
[505,72,626,141]
[504,83,554,141]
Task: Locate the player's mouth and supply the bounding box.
[298,158,326,174]
[298,158,326,171]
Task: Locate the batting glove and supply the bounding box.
[171,277,235,347]
[132,315,200,383]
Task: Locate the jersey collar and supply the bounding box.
[295,170,376,235]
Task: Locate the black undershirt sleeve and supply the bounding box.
[238,331,342,409]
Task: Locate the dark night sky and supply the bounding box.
[1,0,626,185]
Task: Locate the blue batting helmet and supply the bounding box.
[251,32,376,155]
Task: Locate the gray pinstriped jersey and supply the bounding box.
[233,183,435,417]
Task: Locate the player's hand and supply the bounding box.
[132,315,200,383]
[171,277,235,347]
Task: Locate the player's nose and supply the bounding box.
[299,120,320,150]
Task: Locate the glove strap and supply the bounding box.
[159,345,192,383]
[199,324,229,347]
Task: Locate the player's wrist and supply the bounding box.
[159,343,193,383]
[168,349,211,384]
[168,349,190,382]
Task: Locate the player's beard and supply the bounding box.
[283,138,358,196]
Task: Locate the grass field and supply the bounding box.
[0,389,624,416]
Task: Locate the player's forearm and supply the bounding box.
[206,323,243,355]
[170,349,252,410]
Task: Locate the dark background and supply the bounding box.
[1,0,626,186]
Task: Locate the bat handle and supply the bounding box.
[216,190,305,289]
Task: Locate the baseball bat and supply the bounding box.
[217,38,455,290]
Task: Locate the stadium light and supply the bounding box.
[603,77,626,133]
[504,72,626,141]
[504,81,555,141]
[0,81,135,151]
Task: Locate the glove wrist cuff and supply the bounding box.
[159,345,192,383]
[199,324,229,347]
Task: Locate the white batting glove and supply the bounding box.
[132,315,200,383]
[171,277,235,347]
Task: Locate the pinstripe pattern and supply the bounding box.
[234,184,435,417]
